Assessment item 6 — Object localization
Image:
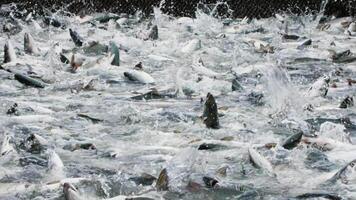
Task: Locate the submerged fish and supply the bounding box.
[82,41,108,55]
[77,113,103,123]
[24,33,40,55]
[14,73,46,88]
[198,143,226,151]
[4,40,17,63]
[129,173,157,186]
[202,93,219,129]
[63,143,96,151]
[327,159,356,184]
[295,192,341,199]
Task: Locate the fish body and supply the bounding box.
[124,70,155,84]
[328,159,356,184]
[24,33,40,55]
[14,73,46,88]
[1,135,14,156]
[248,147,274,175]
[48,150,64,171]
[110,41,120,66]
[282,130,303,150]
[69,29,84,47]
[63,183,82,200]
[307,75,330,97]
[339,96,354,108]
[156,168,169,191]
[4,40,17,63]
[181,39,201,53]
[147,25,158,40]
[203,93,220,129]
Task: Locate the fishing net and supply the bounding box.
[1,0,356,18]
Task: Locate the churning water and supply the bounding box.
[0,2,355,200]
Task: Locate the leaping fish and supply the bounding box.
[4,40,17,63]
[24,33,40,55]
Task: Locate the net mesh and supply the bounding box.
[2,0,356,18]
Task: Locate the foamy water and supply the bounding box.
[0,2,355,200]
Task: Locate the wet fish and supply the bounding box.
[6,103,18,115]
[130,88,176,100]
[327,159,356,184]
[109,41,120,66]
[329,49,356,63]
[301,137,335,151]
[181,39,201,53]
[339,96,354,109]
[82,41,108,55]
[124,69,155,84]
[44,16,62,28]
[69,29,84,47]
[155,168,169,191]
[14,73,46,88]
[63,182,82,200]
[77,113,103,123]
[307,75,330,97]
[282,34,300,40]
[70,54,85,73]
[216,166,229,177]
[1,135,14,156]
[198,143,226,151]
[24,33,40,55]
[232,79,243,91]
[245,39,274,53]
[63,143,96,151]
[281,130,303,150]
[248,147,274,175]
[202,176,219,188]
[3,20,22,35]
[304,149,335,172]
[147,25,158,40]
[19,156,47,167]
[21,133,48,154]
[202,93,220,129]
[129,173,157,186]
[295,192,341,199]
[297,39,312,50]
[47,150,64,171]
[93,13,120,23]
[4,40,17,63]
[60,53,70,64]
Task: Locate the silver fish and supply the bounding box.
[24,33,40,55]
[4,40,17,63]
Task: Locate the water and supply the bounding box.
[0,2,356,200]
